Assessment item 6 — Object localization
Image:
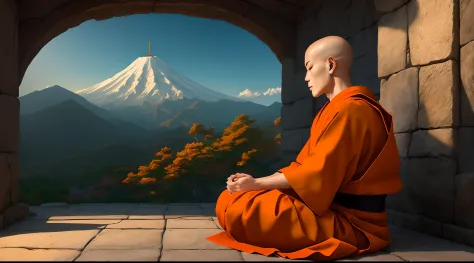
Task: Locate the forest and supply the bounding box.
[122,114,283,203]
[20,114,283,204]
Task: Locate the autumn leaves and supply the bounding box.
[122,114,282,202]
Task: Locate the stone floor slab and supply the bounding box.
[106,219,165,229]
[164,206,210,219]
[212,217,223,229]
[393,251,474,261]
[338,252,403,261]
[241,252,310,261]
[29,207,75,220]
[162,229,229,250]
[1,218,117,233]
[45,205,133,220]
[76,249,160,261]
[167,219,217,229]
[0,248,80,261]
[128,207,165,220]
[0,229,99,249]
[160,249,244,261]
[387,225,474,261]
[85,229,163,250]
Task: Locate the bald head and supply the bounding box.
[303,36,354,99]
[305,36,353,74]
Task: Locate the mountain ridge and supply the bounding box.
[77,56,243,107]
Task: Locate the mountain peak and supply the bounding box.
[76,56,241,107]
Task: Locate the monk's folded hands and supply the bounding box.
[226,173,259,193]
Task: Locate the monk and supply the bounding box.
[206,36,402,261]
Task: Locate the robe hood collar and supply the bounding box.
[330,86,376,104]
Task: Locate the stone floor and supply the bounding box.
[0,203,474,261]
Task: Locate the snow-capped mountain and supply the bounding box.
[76,55,240,107]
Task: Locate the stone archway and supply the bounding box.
[0,0,473,249]
[0,0,307,229]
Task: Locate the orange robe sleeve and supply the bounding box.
[277,140,310,173]
[281,101,375,216]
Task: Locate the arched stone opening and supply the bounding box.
[16,0,301,80]
[0,0,303,228]
[0,0,473,250]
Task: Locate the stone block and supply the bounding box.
[454,173,474,228]
[461,41,474,126]
[6,153,19,204]
[0,154,12,213]
[2,203,28,227]
[458,128,474,173]
[394,133,411,157]
[377,5,408,77]
[346,0,378,36]
[409,128,454,157]
[0,95,19,152]
[374,0,410,13]
[0,0,19,97]
[281,96,314,130]
[282,152,298,167]
[166,218,217,229]
[105,219,165,229]
[128,206,165,220]
[281,129,306,153]
[443,223,474,247]
[418,60,460,129]
[296,16,319,69]
[406,157,456,223]
[352,28,379,90]
[162,229,228,250]
[460,0,474,45]
[388,209,443,237]
[85,229,163,250]
[0,248,80,261]
[349,26,378,60]
[76,249,160,261]
[313,96,328,115]
[317,0,352,39]
[388,225,474,260]
[161,250,243,261]
[386,158,422,214]
[408,0,458,65]
[380,67,419,133]
[282,70,312,104]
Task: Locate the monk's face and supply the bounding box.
[304,48,333,98]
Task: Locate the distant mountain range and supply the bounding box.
[19,85,281,177]
[19,52,281,180]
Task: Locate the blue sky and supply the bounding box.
[19,14,282,105]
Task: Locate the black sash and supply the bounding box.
[333,193,386,213]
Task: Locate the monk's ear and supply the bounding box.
[328,57,336,74]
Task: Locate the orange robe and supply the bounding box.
[207,86,402,261]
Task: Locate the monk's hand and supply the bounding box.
[226,173,259,194]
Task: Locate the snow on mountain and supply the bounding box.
[76,56,241,107]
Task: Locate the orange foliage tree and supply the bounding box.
[123,114,282,203]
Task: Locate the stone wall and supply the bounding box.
[0,0,29,230]
[378,0,474,247]
[281,0,381,165]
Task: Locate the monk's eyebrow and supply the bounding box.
[305,60,311,67]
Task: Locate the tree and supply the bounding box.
[124,113,283,203]
[274,117,281,127]
[188,122,206,142]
